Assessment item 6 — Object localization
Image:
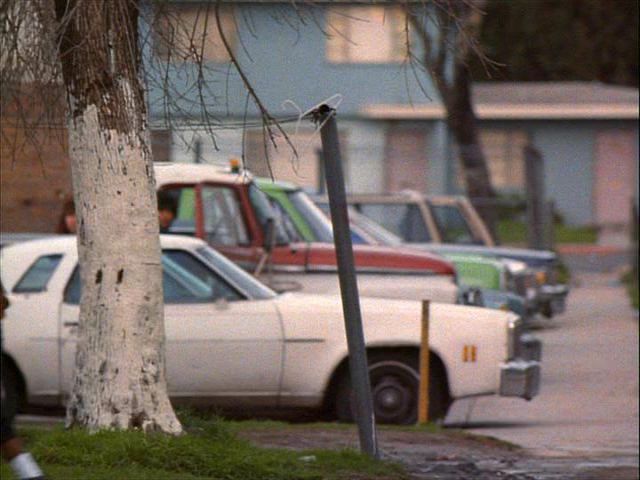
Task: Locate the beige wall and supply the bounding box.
[593,129,638,228]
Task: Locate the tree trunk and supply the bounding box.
[443,61,498,236]
[55,0,181,434]
[444,63,494,199]
[409,2,498,238]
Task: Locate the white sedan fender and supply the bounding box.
[274,293,517,405]
[1,241,77,403]
[360,301,516,399]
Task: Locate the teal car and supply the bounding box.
[256,179,533,322]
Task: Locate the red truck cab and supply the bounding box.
[154,163,460,302]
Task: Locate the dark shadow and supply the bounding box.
[444,421,538,429]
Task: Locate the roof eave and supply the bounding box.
[361,104,640,120]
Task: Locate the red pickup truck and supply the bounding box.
[154,163,465,304]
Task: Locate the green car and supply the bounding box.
[442,253,531,319]
[256,178,533,322]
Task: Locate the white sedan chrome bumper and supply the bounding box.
[499,360,541,400]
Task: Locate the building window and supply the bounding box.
[481,129,528,191]
[326,6,407,64]
[455,129,528,192]
[153,3,236,63]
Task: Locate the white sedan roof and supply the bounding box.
[0,235,210,290]
[2,234,207,253]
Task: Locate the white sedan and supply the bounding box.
[0,235,539,424]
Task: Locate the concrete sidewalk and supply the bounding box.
[557,243,633,273]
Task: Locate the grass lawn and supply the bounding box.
[497,220,598,245]
[0,413,407,480]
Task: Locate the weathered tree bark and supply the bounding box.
[443,60,498,234]
[54,0,181,433]
[408,1,498,236]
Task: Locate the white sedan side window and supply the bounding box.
[63,251,243,305]
[13,254,63,293]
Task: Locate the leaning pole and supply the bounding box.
[312,105,378,459]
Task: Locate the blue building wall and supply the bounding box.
[146,4,437,121]
[144,2,638,228]
[529,122,596,226]
[470,119,638,226]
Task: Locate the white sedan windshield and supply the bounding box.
[195,246,276,300]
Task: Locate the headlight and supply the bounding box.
[507,317,522,360]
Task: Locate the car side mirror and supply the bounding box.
[215,297,229,311]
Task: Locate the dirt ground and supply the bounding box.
[239,424,639,480]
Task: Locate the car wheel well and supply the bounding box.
[1,353,27,412]
[322,347,450,418]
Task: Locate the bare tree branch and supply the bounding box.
[214,0,297,171]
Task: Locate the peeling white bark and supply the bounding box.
[64,79,181,434]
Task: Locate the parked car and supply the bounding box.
[154,163,468,306]
[0,235,540,424]
[256,179,538,321]
[332,206,541,319]
[0,233,50,248]
[318,191,569,318]
[255,179,541,361]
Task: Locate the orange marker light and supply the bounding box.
[229,158,241,173]
[463,345,478,362]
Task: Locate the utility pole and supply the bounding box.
[312,105,378,459]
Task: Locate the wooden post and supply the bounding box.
[418,300,430,424]
[524,144,546,250]
[546,199,556,251]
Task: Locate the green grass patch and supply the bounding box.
[497,220,598,245]
[1,414,406,480]
[218,414,444,435]
[553,224,599,244]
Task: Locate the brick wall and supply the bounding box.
[1,99,175,233]
[1,87,72,233]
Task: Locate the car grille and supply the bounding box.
[512,273,531,297]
